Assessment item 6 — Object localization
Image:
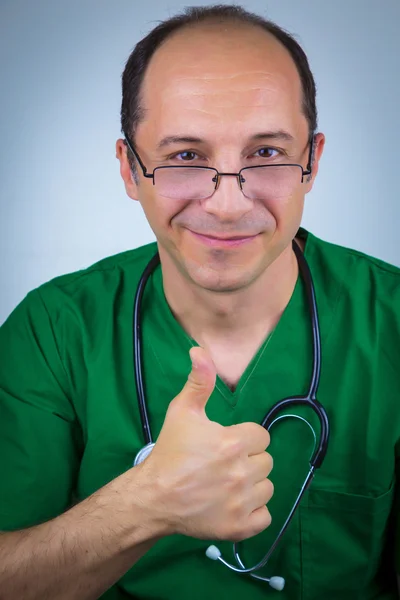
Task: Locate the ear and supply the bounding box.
[304,132,325,194]
[116,138,140,200]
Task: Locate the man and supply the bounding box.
[0,5,399,599]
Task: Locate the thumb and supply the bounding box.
[176,346,217,413]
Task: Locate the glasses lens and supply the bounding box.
[241,165,303,200]
[154,167,216,200]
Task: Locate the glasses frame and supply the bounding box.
[123,132,315,197]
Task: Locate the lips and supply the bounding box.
[188,230,259,247]
[196,234,253,241]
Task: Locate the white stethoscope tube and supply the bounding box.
[205,414,318,591]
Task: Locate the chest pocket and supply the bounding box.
[299,482,396,600]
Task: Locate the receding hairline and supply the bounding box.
[149,17,296,72]
[136,18,304,128]
[159,15,276,38]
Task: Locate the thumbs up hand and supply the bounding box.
[135,346,274,543]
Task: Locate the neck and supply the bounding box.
[160,237,304,349]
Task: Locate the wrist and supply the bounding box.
[98,464,172,550]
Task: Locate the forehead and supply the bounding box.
[138,24,307,142]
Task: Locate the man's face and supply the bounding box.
[117,24,324,292]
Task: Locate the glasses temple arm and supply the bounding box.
[123,132,149,176]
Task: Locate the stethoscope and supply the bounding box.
[132,239,330,591]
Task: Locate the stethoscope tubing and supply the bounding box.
[132,239,330,586]
[133,252,160,446]
[133,241,329,465]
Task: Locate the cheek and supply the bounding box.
[266,188,306,241]
[139,189,186,236]
[267,186,304,218]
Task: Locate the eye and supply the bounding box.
[171,151,200,161]
[254,147,280,159]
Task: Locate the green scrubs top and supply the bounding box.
[0,227,399,599]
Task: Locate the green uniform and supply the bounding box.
[0,227,399,599]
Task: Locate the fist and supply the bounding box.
[136,346,274,543]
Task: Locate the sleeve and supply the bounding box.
[0,288,83,531]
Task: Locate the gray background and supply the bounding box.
[0,0,399,324]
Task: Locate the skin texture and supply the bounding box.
[116,22,325,386]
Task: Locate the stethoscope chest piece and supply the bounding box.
[133,442,155,467]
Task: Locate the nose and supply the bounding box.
[201,172,253,222]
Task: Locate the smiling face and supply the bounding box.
[117,22,324,292]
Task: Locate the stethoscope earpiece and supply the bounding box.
[268,576,286,591]
[205,545,285,590]
[205,544,221,560]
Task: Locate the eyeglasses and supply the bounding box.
[124,132,315,201]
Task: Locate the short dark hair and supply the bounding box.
[121,4,317,168]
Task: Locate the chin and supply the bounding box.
[158,232,272,292]
[184,261,260,293]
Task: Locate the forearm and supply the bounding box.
[0,471,167,600]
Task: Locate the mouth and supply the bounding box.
[188,230,259,248]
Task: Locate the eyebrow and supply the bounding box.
[156,130,295,149]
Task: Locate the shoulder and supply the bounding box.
[305,228,400,332]
[10,242,159,330]
[306,228,400,291]
[42,241,157,293]
[41,242,158,295]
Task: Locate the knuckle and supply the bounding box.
[266,507,272,526]
[262,507,272,529]
[222,504,272,542]
[262,428,271,449]
[264,479,274,503]
[166,395,181,414]
[246,422,270,447]
[227,464,247,488]
[187,372,207,393]
[264,452,273,476]
[251,507,272,538]
[226,496,245,520]
[221,435,244,460]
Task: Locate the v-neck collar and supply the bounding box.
[145,227,340,409]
